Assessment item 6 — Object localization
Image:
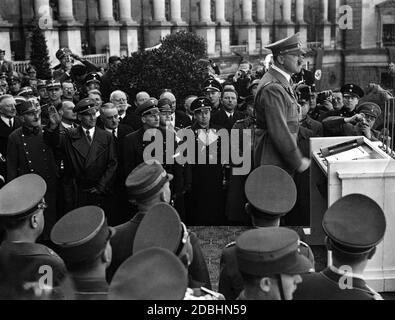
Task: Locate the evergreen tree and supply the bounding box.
[29,25,52,80]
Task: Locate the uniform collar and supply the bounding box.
[271,65,292,84]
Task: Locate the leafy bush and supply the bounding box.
[112,31,209,104]
[161,30,207,60]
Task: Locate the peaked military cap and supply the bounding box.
[0,174,47,219]
[37,79,47,90]
[85,72,101,85]
[125,161,173,201]
[157,98,173,113]
[0,49,5,54]
[16,99,38,116]
[8,74,21,84]
[135,99,159,117]
[74,97,96,114]
[109,247,188,300]
[265,33,306,56]
[202,78,223,93]
[17,86,34,97]
[50,206,115,264]
[190,96,212,113]
[323,194,386,255]
[0,72,7,80]
[56,47,72,60]
[133,203,187,255]
[46,79,61,90]
[357,102,381,119]
[236,227,312,277]
[341,84,364,99]
[245,165,297,218]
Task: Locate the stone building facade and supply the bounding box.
[0,0,394,91]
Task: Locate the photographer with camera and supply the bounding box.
[231,60,253,100]
[53,48,100,83]
[323,102,381,141]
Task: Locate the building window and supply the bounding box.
[383,24,395,46]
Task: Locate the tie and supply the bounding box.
[8,118,13,128]
[86,130,92,144]
[229,114,233,122]
[112,129,117,139]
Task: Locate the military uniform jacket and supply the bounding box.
[7,126,59,238]
[0,242,67,299]
[253,67,303,174]
[72,277,108,300]
[294,267,383,300]
[44,125,117,194]
[219,240,315,300]
[123,127,150,177]
[107,211,212,289]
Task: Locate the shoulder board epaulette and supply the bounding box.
[225,241,236,249]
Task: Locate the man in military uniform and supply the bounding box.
[8,73,21,96]
[53,48,100,82]
[236,227,313,300]
[219,165,315,300]
[133,203,212,290]
[188,97,226,226]
[37,80,50,106]
[294,194,386,300]
[106,161,173,281]
[254,33,310,175]
[322,84,364,136]
[45,97,118,210]
[157,98,191,222]
[7,100,59,240]
[323,102,382,141]
[51,206,115,300]
[84,72,101,93]
[122,99,161,176]
[202,78,223,114]
[225,95,256,225]
[0,174,67,300]
[109,247,189,300]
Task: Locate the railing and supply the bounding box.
[13,54,108,75]
[82,54,108,67]
[229,45,247,54]
[13,60,31,74]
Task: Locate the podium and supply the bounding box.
[309,136,395,292]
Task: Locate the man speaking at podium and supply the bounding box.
[253,33,310,175]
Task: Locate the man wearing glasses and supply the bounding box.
[7,100,59,242]
[253,33,310,176]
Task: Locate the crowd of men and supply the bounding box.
[0,33,393,300]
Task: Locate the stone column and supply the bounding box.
[334,0,344,49]
[146,0,172,48]
[276,0,294,40]
[295,0,307,45]
[119,0,139,55]
[319,0,332,48]
[215,0,230,55]
[170,0,188,32]
[95,0,121,56]
[238,0,256,54]
[0,13,12,61]
[33,0,60,66]
[256,0,270,51]
[58,0,82,56]
[196,0,216,56]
